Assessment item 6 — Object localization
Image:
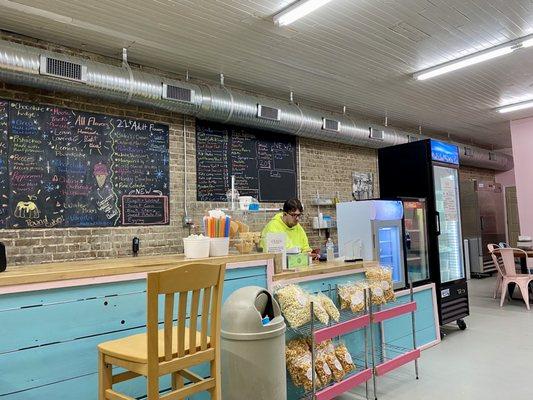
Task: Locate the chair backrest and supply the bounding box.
[487,243,500,252]
[497,248,528,277]
[488,244,503,275]
[489,248,505,277]
[145,262,226,367]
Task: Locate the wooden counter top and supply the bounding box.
[0,252,281,287]
[272,260,376,282]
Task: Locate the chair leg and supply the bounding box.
[98,352,112,400]
[147,376,159,400]
[493,276,502,299]
[208,359,222,400]
[171,372,184,390]
[500,282,508,307]
[518,282,531,310]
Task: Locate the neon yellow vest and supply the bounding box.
[260,212,311,252]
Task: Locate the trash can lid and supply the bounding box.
[221,286,286,340]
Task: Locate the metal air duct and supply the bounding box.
[0,39,513,171]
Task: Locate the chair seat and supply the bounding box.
[98,327,210,363]
[503,274,533,283]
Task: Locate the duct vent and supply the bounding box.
[162,84,193,103]
[464,147,474,156]
[257,104,280,121]
[322,118,340,132]
[39,55,86,82]
[369,127,384,140]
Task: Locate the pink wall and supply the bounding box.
[495,167,515,188]
[510,117,533,237]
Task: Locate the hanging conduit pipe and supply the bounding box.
[0,39,513,171]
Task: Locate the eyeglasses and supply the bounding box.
[286,212,303,219]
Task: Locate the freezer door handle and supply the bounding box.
[436,211,441,236]
[480,216,484,231]
[478,237,483,256]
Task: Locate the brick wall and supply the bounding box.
[0,78,379,265]
[0,32,496,266]
[298,138,377,249]
[459,166,496,182]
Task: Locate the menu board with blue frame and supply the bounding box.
[430,140,459,165]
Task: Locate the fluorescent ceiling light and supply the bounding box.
[273,0,334,26]
[413,33,533,81]
[497,100,533,113]
[521,37,533,48]
[414,46,514,80]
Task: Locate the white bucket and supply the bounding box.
[239,196,254,210]
[183,237,210,259]
[210,237,230,257]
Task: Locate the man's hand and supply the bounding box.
[309,248,321,261]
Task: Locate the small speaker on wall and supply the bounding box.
[132,237,140,257]
[0,242,6,272]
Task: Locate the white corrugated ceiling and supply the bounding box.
[1,0,533,148]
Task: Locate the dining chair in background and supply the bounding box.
[487,243,502,299]
[493,248,533,310]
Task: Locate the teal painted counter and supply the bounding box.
[0,261,269,399]
[0,257,438,400]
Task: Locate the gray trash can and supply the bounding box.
[221,286,287,400]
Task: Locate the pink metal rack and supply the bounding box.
[300,283,420,400]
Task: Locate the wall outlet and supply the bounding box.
[183,215,194,227]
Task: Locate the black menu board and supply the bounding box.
[0,101,8,228]
[196,120,297,202]
[2,99,169,229]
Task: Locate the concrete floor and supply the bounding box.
[339,277,533,400]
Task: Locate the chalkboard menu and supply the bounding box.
[196,120,297,202]
[0,99,169,229]
[0,101,8,227]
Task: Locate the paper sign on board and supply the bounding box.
[266,232,287,269]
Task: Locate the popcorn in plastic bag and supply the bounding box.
[286,339,319,390]
[275,285,311,328]
[338,282,355,310]
[317,292,340,322]
[339,282,368,313]
[315,353,332,387]
[335,343,356,374]
[366,266,395,303]
[369,282,386,305]
[288,353,315,390]
[317,340,345,382]
[310,294,329,324]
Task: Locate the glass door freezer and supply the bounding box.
[378,139,469,330]
[337,200,407,289]
[403,199,430,284]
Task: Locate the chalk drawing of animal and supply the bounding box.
[14,201,40,219]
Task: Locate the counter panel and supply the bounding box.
[0,263,267,399]
[0,255,438,399]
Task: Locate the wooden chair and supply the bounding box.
[97,262,225,399]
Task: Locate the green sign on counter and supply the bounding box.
[287,253,310,269]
